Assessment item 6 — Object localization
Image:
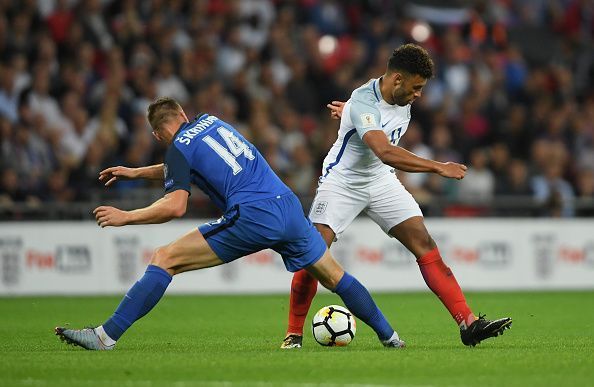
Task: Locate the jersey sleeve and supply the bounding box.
[163,145,191,195]
[349,91,382,138]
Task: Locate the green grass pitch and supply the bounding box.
[1,291,593,387]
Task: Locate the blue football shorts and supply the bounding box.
[198,192,327,272]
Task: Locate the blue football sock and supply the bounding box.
[103,265,172,341]
[333,272,394,341]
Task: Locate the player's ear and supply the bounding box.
[393,72,403,86]
[152,130,161,141]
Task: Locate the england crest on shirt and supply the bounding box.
[314,201,328,215]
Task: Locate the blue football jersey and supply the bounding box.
[163,114,291,211]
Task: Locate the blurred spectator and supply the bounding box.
[430,123,462,164]
[155,58,190,104]
[0,168,28,204]
[236,0,275,50]
[87,94,128,153]
[575,169,594,217]
[571,97,594,171]
[0,60,19,123]
[532,161,575,217]
[308,0,347,36]
[497,105,531,160]
[78,0,114,51]
[46,0,75,44]
[496,159,533,197]
[458,98,491,155]
[69,140,107,200]
[489,142,511,190]
[504,45,528,96]
[41,168,76,203]
[217,25,247,78]
[12,121,55,194]
[458,148,495,203]
[10,53,31,98]
[0,117,16,169]
[285,58,319,115]
[287,143,315,198]
[27,64,66,132]
[277,106,306,156]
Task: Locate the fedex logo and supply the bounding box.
[27,250,55,268]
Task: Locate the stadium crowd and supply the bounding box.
[0,0,593,218]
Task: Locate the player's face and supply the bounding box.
[392,73,427,106]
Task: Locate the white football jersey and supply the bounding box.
[320,78,412,184]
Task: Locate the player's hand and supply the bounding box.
[99,166,138,187]
[93,206,130,227]
[437,162,467,180]
[326,101,345,120]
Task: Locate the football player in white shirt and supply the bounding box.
[281,44,511,349]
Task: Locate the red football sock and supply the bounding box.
[417,247,476,327]
[286,269,318,335]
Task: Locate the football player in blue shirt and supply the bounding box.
[55,97,405,350]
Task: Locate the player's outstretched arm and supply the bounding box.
[93,190,189,227]
[99,164,165,186]
[326,100,345,120]
[362,130,467,179]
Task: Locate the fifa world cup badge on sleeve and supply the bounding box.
[360,113,376,128]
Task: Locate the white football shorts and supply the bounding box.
[309,173,423,239]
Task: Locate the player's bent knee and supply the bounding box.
[318,276,340,292]
[150,246,176,275]
[305,251,345,291]
[313,268,343,291]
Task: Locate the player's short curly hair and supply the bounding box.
[147,97,183,132]
[387,44,434,79]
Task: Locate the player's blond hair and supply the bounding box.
[147,97,183,132]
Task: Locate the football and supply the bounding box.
[312,305,356,346]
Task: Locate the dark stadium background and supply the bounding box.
[0,0,592,220]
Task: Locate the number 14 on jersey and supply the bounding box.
[203,127,255,175]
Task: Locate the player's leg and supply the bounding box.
[282,225,334,348]
[283,181,366,348]
[366,178,477,326]
[367,177,511,345]
[389,217,511,345]
[389,216,477,326]
[277,192,402,348]
[305,249,404,348]
[56,229,223,350]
